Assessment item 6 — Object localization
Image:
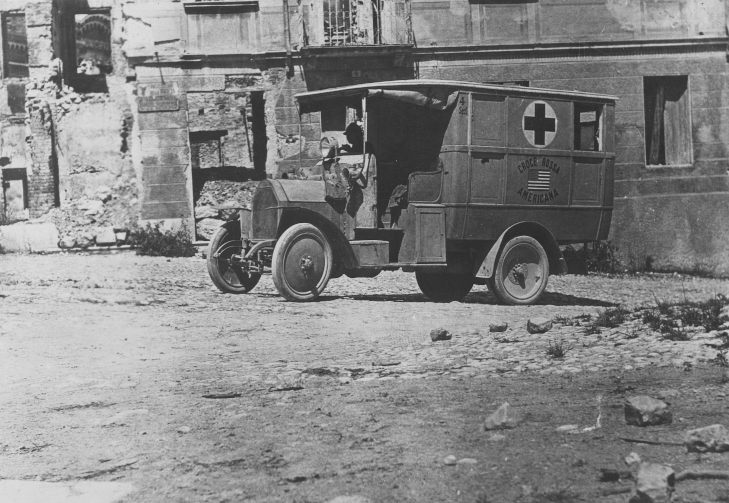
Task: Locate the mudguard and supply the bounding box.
[474,222,567,279]
[276,206,359,270]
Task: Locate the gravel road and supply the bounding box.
[1,253,728,503]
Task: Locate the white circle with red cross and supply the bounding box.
[522,101,558,148]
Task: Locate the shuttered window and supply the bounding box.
[185,2,259,54]
[644,76,692,166]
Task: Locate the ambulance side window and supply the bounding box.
[574,103,603,151]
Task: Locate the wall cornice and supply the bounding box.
[413,37,728,62]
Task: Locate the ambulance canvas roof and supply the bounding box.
[295,79,619,112]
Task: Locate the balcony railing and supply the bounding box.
[307,0,412,47]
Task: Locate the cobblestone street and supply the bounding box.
[1,254,729,502]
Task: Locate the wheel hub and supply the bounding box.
[300,255,315,277]
[508,263,528,285]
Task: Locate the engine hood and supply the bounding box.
[270,179,327,204]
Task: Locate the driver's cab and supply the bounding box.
[297,87,451,233]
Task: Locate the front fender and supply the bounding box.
[474,222,567,279]
[277,207,359,270]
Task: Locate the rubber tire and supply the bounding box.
[416,271,474,303]
[207,221,261,294]
[491,235,549,305]
[272,223,334,302]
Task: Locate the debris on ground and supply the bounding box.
[624,396,672,426]
[599,468,633,482]
[78,458,139,479]
[629,462,675,503]
[527,317,553,334]
[625,452,642,466]
[202,393,242,399]
[489,321,508,332]
[484,402,520,431]
[430,328,452,342]
[684,424,729,453]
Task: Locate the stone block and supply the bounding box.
[137,111,188,131]
[0,480,135,503]
[629,463,675,503]
[142,147,190,167]
[430,328,451,342]
[143,183,189,204]
[143,164,188,185]
[484,402,520,431]
[685,424,729,453]
[489,321,508,332]
[140,201,191,220]
[95,226,117,246]
[527,317,553,334]
[182,76,226,92]
[0,222,59,252]
[141,129,190,150]
[624,396,672,426]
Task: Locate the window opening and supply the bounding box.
[323,0,383,45]
[75,12,112,75]
[190,130,227,169]
[2,167,29,223]
[644,76,692,166]
[574,103,603,151]
[2,13,29,78]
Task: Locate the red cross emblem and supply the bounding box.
[523,101,557,148]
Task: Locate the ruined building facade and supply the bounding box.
[0,0,728,275]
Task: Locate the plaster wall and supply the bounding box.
[417,47,729,276]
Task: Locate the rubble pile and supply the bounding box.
[46,179,138,249]
[194,179,259,240]
[24,75,94,126]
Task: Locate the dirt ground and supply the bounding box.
[1,253,729,503]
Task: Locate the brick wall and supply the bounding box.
[27,105,57,218]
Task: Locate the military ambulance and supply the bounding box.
[207,80,617,304]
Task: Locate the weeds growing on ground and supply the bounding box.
[584,306,629,335]
[552,315,571,325]
[586,240,622,274]
[546,339,572,359]
[640,294,728,341]
[130,223,196,258]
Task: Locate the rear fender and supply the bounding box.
[474,222,567,279]
[277,207,359,270]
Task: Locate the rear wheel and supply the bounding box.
[207,221,261,294]
[491,236,549,305]
[416,271,474,303]
[272,223,333,302]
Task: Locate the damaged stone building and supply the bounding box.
[0,0,728,276]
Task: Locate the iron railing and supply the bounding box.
[319,0,412,46]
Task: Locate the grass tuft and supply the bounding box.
[130,223,196,258]
[640,294,728,341]
[583,306,629,335]
[546,339,572,359]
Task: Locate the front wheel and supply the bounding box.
[490,236,549,305]
[416,271,474,303]
[207,221,261,294]
[272,223,334,302]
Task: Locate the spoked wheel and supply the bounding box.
[416,271,474,303]
[272,223,333,302]
[490,236,549,305]
[207,221,261,294]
